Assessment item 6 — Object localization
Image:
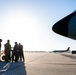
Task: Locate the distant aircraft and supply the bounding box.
[52,10,76,40]
[52,10,76,54]
[53,47,70,53]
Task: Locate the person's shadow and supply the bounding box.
[0,61,27,75]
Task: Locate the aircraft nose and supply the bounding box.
[52,11,76,40]
[52,20,68,37]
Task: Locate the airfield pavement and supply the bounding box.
[0,52,76,75]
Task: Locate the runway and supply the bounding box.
[0,52,76,75]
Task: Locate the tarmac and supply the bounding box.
[0,52,76,75]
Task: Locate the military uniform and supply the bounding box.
[0,39,2,61]
[18,43,25,61]
[4,40,11,62]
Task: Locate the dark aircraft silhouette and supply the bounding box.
[52,10,76,40]
[52,10,76,54]
[53,47,70,53]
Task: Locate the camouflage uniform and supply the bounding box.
[4,40,11,62]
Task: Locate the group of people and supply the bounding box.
[0,39,25,62]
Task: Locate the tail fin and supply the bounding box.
[67,47,70,51]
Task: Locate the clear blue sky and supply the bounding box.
[0,0,76,51]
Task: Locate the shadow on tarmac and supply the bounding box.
[60,54,76,59]
[0,61,27,75]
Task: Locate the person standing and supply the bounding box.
[18,43,25,62]
[4,40,11,62]
[12,42,19,62]
[0,39,2,62]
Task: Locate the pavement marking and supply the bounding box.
[0,63,10,72]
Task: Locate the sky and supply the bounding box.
[0,0,76,51]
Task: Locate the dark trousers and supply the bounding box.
[18,51,24,61]
[5,51,10,62]
[12,52,18,62]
